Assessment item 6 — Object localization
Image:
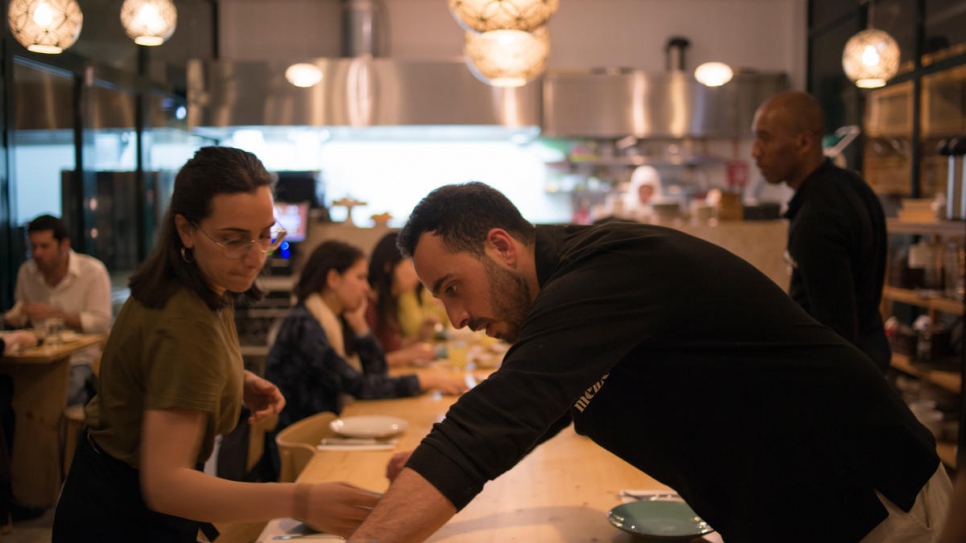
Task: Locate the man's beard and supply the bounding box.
[479,256,532,343]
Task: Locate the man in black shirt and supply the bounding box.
[753,90,891,372]
[348,182,947,543]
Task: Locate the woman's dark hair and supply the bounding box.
[295,240,367,356]
[129,146,275,311]
[368,232,407,341]
[398,181,535,258]
[294,240,366,305]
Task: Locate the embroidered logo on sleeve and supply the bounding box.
[574,373,610,413]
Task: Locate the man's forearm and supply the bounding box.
[348,468,456,543]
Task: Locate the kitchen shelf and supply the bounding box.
[938,441,958,469]
[886,219,966,237]
[882,286,965,316]
[891,352,961,393]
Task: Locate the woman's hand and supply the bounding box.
[242,371,285,423]
[300,482,382,537]
[405,342,435,363]
[418,372,471,396]
[344,299,371,337]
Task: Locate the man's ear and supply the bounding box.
[798,131,817,155]
[486,228,517,265]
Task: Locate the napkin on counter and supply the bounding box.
[316,438,398,451]
[618,490,725,543]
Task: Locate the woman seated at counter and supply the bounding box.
[366,232,448,367]
[264,240,466,433]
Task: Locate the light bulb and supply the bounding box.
[285,63,323,88]
[32,1,53,26]
[694,62,734,87]
[135,3,160,31]
[862,45,880,67]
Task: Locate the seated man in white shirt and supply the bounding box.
[3,215,112,406]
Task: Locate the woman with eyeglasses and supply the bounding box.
[52,147,380,542]
[263,240,468,440]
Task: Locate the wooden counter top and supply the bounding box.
[258,373,722,542]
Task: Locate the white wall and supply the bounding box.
[218,0,808,88]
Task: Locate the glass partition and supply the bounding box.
[11,60,75,229]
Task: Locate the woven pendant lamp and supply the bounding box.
[7,0,83,54]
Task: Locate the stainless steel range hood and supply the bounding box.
[186,58,542,134]
[187,59,786,140]
[542,69,788,139]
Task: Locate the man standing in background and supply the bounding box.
[752,90,891,372]
[3,214,112,405]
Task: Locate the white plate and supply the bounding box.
[329,415,408,439]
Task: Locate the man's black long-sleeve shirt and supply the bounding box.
[785,159,890,371]
[406,222,937,543]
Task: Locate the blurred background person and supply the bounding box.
[264,239,467,435]
[52,147,379,542]
[752,90,890,372]
[619,165,664,222]
[2,214,111,406]
[366,232,447,367]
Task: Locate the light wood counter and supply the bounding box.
[0,333,107,507]
[258,368,721,542]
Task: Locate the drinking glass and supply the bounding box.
[44,317,64,347]
[448,340,469,370]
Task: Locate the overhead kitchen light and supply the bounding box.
[448,0,559,33]
[285,63,324,88]
[465,27,550,88]
[120,0,177,46]
[694,62,734,87]
[7,0,83,54]
[842,1,899,89]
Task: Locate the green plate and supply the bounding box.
[607,500,714,540]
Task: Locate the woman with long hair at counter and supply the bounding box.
[366,232,447,367]
[264,240,467,435]
[52,147,379,542]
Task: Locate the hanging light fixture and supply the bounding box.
[842,1,899,89]
[448,0,559,33]
[694,62,734,87]
[465,26,550,87]
[120,0,177,46]
[7,0,83,54]
[285,63,324,88]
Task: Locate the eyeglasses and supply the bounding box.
[194,222,287,260]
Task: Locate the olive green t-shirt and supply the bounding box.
[85,287,244,469]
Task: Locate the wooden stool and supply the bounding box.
[62,404,86,477]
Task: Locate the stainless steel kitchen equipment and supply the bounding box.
[939,137,966,220]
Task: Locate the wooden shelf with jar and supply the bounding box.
[884,219,965,469]
[891,352,961,394]
[882,286,965,316]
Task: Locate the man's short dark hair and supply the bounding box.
[398,182,536,258]
[27,215,69,242]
